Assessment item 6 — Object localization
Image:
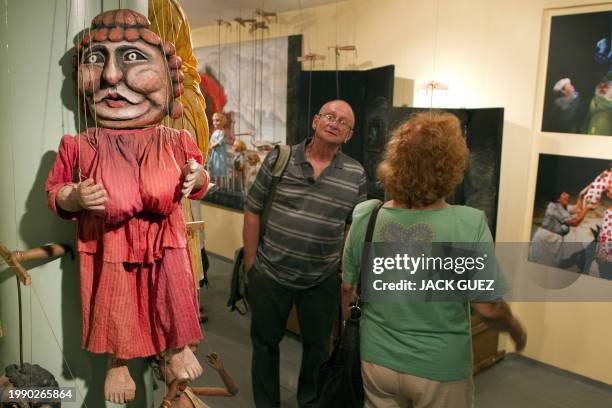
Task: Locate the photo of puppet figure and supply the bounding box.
[541,10,612,135]
[45,9,209,404]
[232,140,247,193]
[583,165,612,278]
[529,154,610,279]
[208,112,228,185]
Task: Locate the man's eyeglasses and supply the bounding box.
[317,113,353,131]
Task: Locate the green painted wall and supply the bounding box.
[0,1,153,406]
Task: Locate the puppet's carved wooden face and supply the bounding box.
[79,40,171,129]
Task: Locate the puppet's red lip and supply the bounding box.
[103,92,130,107]
[104,99,129,107]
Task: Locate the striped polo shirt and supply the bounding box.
[246,138,367,289]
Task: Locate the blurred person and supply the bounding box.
[552,77,581,133]
[529,188,594,269]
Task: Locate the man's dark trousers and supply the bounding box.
[246,267,340,408]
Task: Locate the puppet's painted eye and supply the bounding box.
[85,52,104,64]
[124,50,146,62]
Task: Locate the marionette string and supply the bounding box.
[30,284,88,405]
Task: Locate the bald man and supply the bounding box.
[243,100,367,407]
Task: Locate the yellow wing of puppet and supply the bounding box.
[149,0,208,290]
[149,0,209,159]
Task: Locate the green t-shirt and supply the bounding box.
[342,199,503,382]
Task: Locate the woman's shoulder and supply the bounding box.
[442,206,492,242]
[449,205,487,223]
[352,199,383,221]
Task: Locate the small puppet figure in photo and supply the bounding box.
[208,113,228,187]
[232,140,247,193]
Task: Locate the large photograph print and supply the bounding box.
[194,35,301,209]
[528,154,611,280]
[541,8,612,135]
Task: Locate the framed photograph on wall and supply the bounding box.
[525,4,612,280]
[536,4,612,136]
[528,153,611,280]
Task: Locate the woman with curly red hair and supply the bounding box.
[342,111,526,408]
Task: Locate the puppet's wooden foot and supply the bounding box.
[168,345,203,381]
[104,356,136,403]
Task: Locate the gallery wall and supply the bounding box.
[194,0,612,384]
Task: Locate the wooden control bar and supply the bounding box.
[0,243,69,286]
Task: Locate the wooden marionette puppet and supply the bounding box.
[45,9,209,404]
[154,349,238,408]
[232,140,247,192]
[0,363,62,407]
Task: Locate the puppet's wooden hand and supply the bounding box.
[182,159,206,197]
[76,178,108,211]
[56,179,107,213]
[205,353,224,371]
[161,379,187,406]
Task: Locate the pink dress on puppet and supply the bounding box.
[45,125,206,359]
[585,169,612,262]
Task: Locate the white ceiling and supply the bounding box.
[180,0,337,29]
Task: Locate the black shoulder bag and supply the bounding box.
[316,201,384,408]
[227,145,292,314]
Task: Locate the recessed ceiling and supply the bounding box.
[180,0,338,29]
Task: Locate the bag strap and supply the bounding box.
[357,201,385,300]
[259,145,292,239]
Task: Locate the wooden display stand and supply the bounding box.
[286,306,505,374]
[470,313,506,374]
